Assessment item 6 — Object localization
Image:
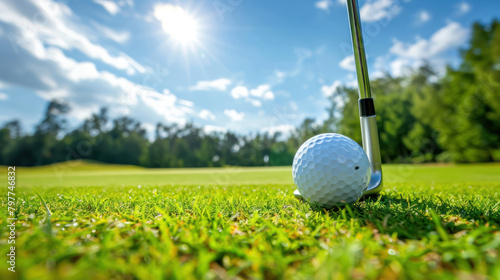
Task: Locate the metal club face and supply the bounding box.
[293,0,383,200]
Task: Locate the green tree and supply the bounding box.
[413,21,500,162]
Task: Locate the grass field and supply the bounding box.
[1,161,500,279]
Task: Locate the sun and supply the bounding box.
[154,4,199,44]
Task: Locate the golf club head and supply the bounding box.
[293,189,302,199]
[360,115,383,195]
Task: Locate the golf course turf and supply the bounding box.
[1,161,499,279]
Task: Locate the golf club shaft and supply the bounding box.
[346,0,371,99]
[346,0,383,194]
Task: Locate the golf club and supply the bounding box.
[293,0,383,199]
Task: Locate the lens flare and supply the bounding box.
[154,4,199,44]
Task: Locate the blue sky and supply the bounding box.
[0,0,499,137]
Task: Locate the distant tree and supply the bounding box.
[0,120,21,165]
[35,100,70,135]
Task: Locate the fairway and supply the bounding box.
[6,160,500,187]
[1,162,499,279]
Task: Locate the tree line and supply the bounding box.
[1,20,499,167]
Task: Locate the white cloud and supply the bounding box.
[204,125,226,134]
[141,122,156,141]
[250,84,274,100]
[339,55,356,71]
[110,106,130,116]
[262,124,295,136]
[271,70,286,84]
[321,81,346,108]
[374,22,470,77]
[270,47,315,85]
[372,56,388,77]
[93,0,120,15]
[230,85,273,106]
[119,0,134,6]
[321,80,342,97]
[92,22,131,43]
[275,71,286,79]
[346,80,358,88]
[390,22,469,60]
[360,0,400,22]
[93,0,133,15]
[178,99,194,108]
[0,31,191,124]
[0,0,145,75]
[457,2,470,15]
[315,0,332,12]
[416,10,431,24]
[134,89,193,124]
[248,99,262,107]
[189,78,232,91]
[224,109,244,122]
[390,58,411,77]
[291,48,313,76]
[231,86,249,99]
[199,109,216,120]
[0,93,8,100]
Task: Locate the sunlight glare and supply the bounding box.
[154,4,199,44]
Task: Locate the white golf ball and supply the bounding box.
[292,133,371,207]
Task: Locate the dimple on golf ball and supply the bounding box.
[292,133,371,207]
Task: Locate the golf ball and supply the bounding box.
[292,133,371,207]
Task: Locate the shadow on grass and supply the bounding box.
[306,193,499,240]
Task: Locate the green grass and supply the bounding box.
[1,161,499,279]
